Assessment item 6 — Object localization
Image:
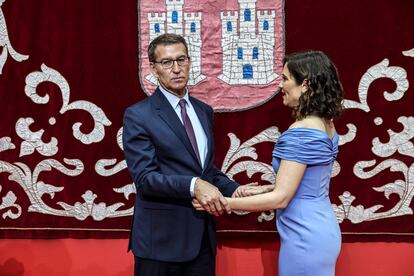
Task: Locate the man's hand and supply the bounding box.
[192,198,204,211]
[194,178,231,216]
[232,183,275,198]
[192,197,231,214]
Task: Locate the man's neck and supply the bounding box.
[159,85,187,98]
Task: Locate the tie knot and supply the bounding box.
[179,99,187,109]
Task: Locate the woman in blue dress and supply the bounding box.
[195,50,344,275]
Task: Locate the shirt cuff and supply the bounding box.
[190,177,197,197]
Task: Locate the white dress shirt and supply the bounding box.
[159,86,208,197]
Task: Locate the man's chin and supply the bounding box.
[169,87,186,96]
[172,85,186,92]
[172,80,186,87]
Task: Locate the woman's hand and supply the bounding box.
[232,183,276,198]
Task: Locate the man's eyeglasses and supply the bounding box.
[153,56,190,69]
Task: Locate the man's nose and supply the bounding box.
[171,61,181,72]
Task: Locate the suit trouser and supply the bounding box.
[134,229,215,276]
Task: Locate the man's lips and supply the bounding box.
[171,77,185,81]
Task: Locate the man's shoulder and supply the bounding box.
[125,93,157,113]
[189,96,213,112]
[127,97,150,108]
[124,101,145,118]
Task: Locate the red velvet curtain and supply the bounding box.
[1,0,414,241]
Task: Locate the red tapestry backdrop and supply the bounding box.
[0,0,414,240]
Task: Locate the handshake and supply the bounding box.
[192,178,274,216]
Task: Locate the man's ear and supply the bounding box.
[150,63,159,78]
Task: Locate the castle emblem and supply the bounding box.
[219,0,276,84]
[146,0,206,86]
[139,0,285,111]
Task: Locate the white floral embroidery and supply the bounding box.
[24,64,112,144]
[338,123,356,146]
[0,186,21,219]
[95,127,127,176]
[0,136,15,152]
[343,59,408,112]
[372,116,414,158]
[16,118,58,157]
[0,0,29,74]
[374,117,383,126]
[402,48,414,57]
[334,159,413,223]
[0,65,122,221]
[1,159,83,218]
[333,50,414,224]
[95,127,136,204]
[57,190,127,221]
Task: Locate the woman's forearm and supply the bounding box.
[227,190,288,212]
[227,160,306,212]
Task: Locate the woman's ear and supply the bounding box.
[301,79,310,93]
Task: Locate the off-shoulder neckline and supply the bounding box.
[285,127,338,140]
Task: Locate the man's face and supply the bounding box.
[150,43,191,97]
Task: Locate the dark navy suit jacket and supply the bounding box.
[123,89,238,262]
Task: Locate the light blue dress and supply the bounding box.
[272,128,341,276]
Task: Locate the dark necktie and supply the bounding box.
[179,99,201,163]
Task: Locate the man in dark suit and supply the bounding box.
[123,33,253,276]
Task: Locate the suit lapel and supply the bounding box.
[152,89,202,167]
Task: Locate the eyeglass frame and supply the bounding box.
[152,56,191,69]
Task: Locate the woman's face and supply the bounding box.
[279,63,306,108]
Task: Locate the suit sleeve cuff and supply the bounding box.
[190,177,197,197]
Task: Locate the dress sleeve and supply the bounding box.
[272,128,338,165]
